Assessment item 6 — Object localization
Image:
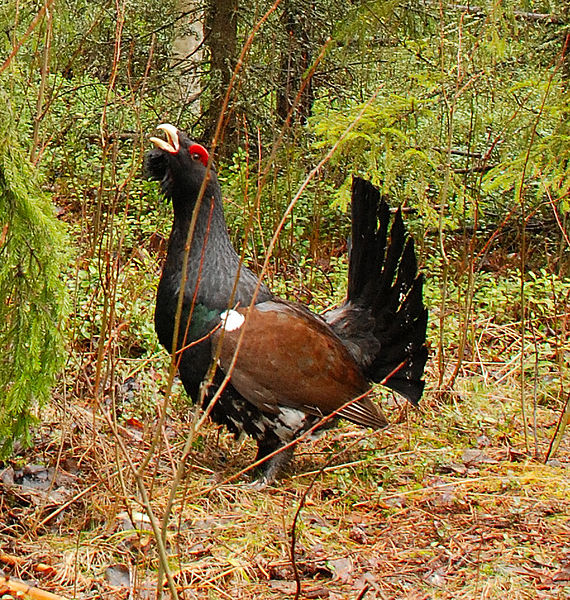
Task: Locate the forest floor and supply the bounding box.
[1,357,569,600]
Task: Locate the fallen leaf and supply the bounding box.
[329,557,353,584]
[462,449,494,466]
[105,563,131,588]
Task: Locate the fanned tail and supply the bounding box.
[327,177,428,405]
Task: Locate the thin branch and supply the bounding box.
[438,4,565,24]
[0,0,57,75]
[545,391,570,461]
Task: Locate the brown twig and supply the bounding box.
[0,0,57,75]
[1,574,69,600]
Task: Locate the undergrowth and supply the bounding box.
[1,1,569,598]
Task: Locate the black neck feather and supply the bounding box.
[155,174,272,351]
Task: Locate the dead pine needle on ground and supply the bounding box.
[1,336,569,599]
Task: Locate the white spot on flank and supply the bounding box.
[220,309,245,332]
[277,407,306,429]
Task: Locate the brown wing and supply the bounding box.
[211,300,387,429]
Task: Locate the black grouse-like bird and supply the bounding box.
[146,123,428,484]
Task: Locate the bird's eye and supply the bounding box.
[188,143,209,167]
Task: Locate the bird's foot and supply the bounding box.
[249,444,295,489]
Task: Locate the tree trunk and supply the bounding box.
[276,0,314,125]
[202,0,239,157]
[170,0,204,118]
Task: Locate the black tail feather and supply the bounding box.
[348,180,389,301]
[341,177,428,405]
[392,239,418,300]
[375,208,406,305]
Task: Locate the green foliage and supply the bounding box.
[0,93,68,456]
[306,1,569,239]
[0,0,175,85]
[0,0,568,449]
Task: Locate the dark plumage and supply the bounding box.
[146,124,428,484]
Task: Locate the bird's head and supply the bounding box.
[145,124,217,205]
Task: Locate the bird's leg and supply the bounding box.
[251,442,296,488]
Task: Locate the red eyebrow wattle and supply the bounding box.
[189,143,209,167]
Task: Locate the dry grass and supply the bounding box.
[1,351,569,600]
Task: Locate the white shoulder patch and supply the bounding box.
[220,309,245,332]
